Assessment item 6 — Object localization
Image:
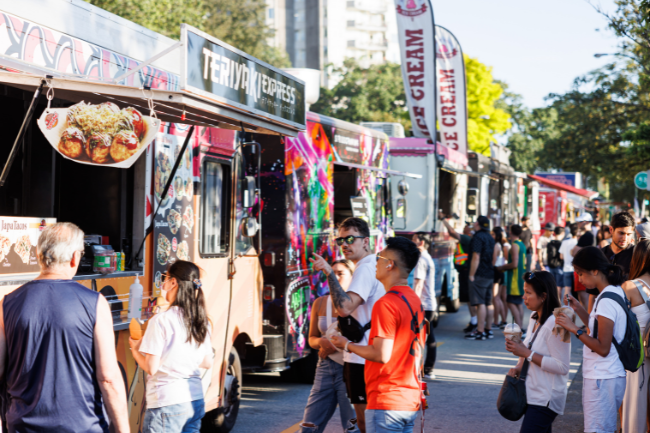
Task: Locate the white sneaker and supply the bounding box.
[424,372,436,380]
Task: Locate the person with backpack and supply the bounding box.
[619,239,650,433]
[556,246,643,433]
[545,226,565,299]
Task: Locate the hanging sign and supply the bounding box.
[393,0,436,138]
[0,217,56,274]
[435,26,468,157]
[181,24,306,130]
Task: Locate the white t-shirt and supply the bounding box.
[344,253,385,364]
[413,250,436,311]
[582,285,627,380]
[559,238,578,273]
[139,306,213,408]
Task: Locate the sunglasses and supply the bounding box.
[524,272,536,281]
[376,255,390,263]
[335,235,366,246]
[161,273,174,283]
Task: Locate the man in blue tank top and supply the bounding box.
[0,223,129,433]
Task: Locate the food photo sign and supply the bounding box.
[0,217,57,273]
[152,130,195,293]
[37,101,161,168]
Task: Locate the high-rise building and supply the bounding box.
[265,0,400,87]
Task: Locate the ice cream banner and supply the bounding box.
[435,26,468,157]
[394,0,436,138]
[0,217,57,273]
[37,101,161,168]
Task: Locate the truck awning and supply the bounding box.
[528,174,598,199]
[333,161,422,179]
[0,71,301,137]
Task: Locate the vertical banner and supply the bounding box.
[394,0,436,138]
[435,26,468,157]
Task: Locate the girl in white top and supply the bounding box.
[300,260,357,433]
[492,227,509,328]
[505,271,571,432]
[619,240,650,433]
[129,261,213,433]
[556,246,628,433]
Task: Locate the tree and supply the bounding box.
[85,0,291,68]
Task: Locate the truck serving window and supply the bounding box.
[201,160,228,255]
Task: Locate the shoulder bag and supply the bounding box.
[496,322,543,421]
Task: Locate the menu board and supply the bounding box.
[0,217,57,273]
[152,132,195,292]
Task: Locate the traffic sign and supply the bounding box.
[635,172,647,189]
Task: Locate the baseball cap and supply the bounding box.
[637,222,650,240]
[576,213,593,223]
[477,216,490,230]
[544,222,555,231]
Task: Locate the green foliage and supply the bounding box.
[85,0,291,68]
[464,55,511,155]
[310,59,411,131]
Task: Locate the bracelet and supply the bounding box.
[345,341,352,353]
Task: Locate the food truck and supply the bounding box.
[0,2,308,431]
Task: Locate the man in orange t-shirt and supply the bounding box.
[332,237,426,433]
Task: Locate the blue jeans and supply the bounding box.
[365,409,418,433]
[520,405,557,433]
[548,267,563,288]
[300,357,356,433]
[143,399,205,433]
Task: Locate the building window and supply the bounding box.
[268,8,275,19]
[347,40,356,48]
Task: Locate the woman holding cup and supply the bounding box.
[505,271,570,433]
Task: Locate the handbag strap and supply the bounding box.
[326,295,334,326]
[633,280,650,312]
[519,320,544,381]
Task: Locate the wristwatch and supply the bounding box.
[576,328,585,339]
[527,351,535,362]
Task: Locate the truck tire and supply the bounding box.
[201,348,242,433]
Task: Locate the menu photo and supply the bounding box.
[0,217,57,273]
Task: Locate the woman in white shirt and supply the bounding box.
[556,247,628,433]
[129,261,213,433]
[505,271,570,433]
[492,227,509,328]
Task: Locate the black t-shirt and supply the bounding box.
[470,229,495,279]
[577,231,596,248]
[601,244,634,277]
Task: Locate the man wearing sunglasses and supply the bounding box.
[311,217,385,433]
[331,237,425,433]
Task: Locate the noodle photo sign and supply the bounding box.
[37,102,161,169]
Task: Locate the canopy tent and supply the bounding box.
[528,174,598,200]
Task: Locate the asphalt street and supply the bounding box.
[233,303,584,433]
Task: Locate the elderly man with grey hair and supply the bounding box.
[0,222,129,433]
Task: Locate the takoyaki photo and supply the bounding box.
[58,127,85,159]
[110,130,140,163]
[85,133,112,164]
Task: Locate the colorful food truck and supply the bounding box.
[0,2,307,431]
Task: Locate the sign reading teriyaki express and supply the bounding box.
[181,25,306,130]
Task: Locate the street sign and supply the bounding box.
[635,171,650,190]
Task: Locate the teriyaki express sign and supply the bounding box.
[181,25,306,130]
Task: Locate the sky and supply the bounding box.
[432,0,622,108]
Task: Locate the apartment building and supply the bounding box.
[266,0,400,87]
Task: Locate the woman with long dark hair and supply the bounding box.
[556,247,628,433]
[505,271,569,432]
[129,260,213,433]
[492,227,509,328]
[619,240,650,432]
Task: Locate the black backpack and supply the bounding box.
[593,292,644,372]
[547,240,563,269]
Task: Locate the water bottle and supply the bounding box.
[128,275,144,320]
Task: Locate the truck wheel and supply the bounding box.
[201,348,242,433]
[445,296,460,313]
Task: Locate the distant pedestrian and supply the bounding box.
[441,215,479,334]
[130,260,213,433]
[571,214,596,308]
[300,260,358,433]
[331,237,426,433]
[559,224,582,306]
[556,247,628,433]
[536,222,555,272]
[492,227,509,329]
[465,216,496,341]
[597,224,612,248]
[505,271,570,433]
[618,240,650,433]
[546,226,565,299]
[0,223,129,433]
[520,217,534,272]
[497,224,526,333]
[637,221,650,242]
[412,232,437,380]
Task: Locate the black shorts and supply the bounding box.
[343,362,366,404]
[494,270,504,285]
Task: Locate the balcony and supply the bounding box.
[346,20,388,32]
[346,40,389,51]
[346,0,387,14]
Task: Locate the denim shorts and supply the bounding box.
[548,267,564,287]
[365,409,418,433]
[143,399,205,433]
[562,272,574,288]
[582,377,626,433]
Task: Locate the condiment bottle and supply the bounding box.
[128,275,144,320]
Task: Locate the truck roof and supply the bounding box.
[307,111,388,141]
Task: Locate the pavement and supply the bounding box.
[232,302,585,433]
